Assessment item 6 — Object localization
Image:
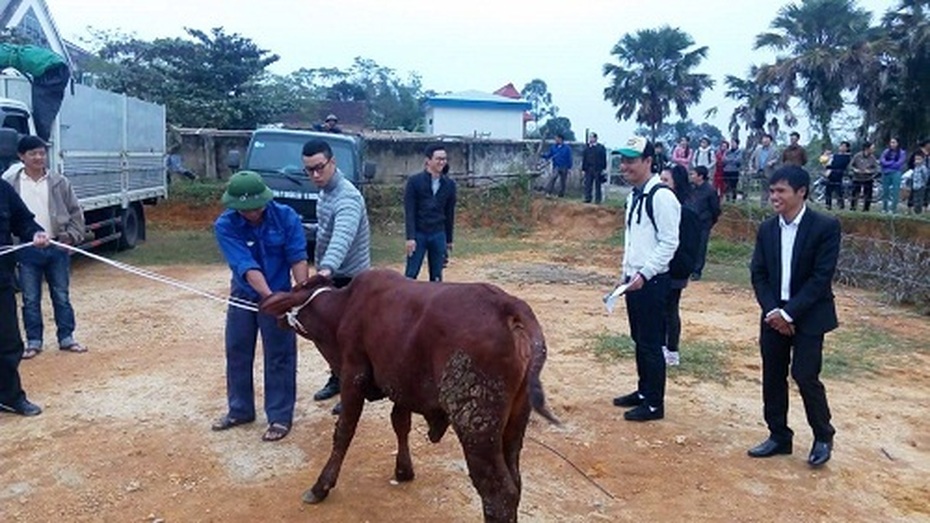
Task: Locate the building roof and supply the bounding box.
[426,90,531,111]
[493,83,522,99]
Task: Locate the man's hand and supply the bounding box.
[316,268,332,278]
[32,232,50,248]
[765,310,795,336]
[626,272,645,292]
[405,239,416,257]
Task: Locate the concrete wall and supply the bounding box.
[426,106,525,141]
[175,128,584,189]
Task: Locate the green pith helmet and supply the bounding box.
[221,171,273,210]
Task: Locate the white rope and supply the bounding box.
[285,286,333,333]
[0,243,32,257]
[42,239,260,312]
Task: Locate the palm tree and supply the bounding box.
[724,65,797,148]
[755,0,874,145]
[603,26,714,141]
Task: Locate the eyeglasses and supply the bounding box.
[304,158,332,175]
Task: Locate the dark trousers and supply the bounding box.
[0,285,27,406]
[693,224,711,277]
[225,298,297,425]
[405,230,446,282]
[723,172,739,201]
[850,180,873,211]
[31,63,71,142]
[545,168,568,197]
[825,181,844,210]
[760,324,835,444]
[625,273,670,409]
[582,170,603,204]
[664,286,683,352]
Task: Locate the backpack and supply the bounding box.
[643,184,700,280]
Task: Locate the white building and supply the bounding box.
[424,90,531,141]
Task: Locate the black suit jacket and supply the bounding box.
[750,206,840,335]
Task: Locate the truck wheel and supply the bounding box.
[117,204,142,250]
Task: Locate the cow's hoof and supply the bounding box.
[301,487,328,504]
[394,468,415,483]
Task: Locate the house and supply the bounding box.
[0,0,73,68]
[424,89,531,141]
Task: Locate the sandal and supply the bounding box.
[211,415,255,431]
[22,348,40,360]
[262,422,291,442]
[60,343,88,353]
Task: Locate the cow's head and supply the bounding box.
[259,273,334,324]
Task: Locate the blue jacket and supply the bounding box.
[214,201,307,301]
[404,170,457,242]
[543,143,573,169]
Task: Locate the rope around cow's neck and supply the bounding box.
[0,240,259,312]
[285,286,332,334]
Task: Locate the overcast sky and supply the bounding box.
[46,0,897,148]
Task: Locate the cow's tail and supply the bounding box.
[513,306,560,426]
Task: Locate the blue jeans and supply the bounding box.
[405,230,446,282]
[225,299,297,425]
[881,171,902,213]
[16,246,77,349]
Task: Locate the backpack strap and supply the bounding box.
[644,183,672,233]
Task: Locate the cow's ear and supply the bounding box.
[259,291,294,316]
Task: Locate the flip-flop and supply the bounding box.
[60,343,88,353]
[262,422,291,442]
[22,348,40,360]
[211,415,255,431]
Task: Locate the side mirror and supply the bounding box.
[227,149,241,170]
[0,128,19,158]
[363,161,376,181]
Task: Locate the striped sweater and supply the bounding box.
[314,170,371,277]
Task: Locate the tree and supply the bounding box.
[755,0,874,146]
[636,119,724,147]
[86,27,281,129]
[603,26,714,140]
[521,79,558,124]
[537,116,576,141]
[724,66,797,148]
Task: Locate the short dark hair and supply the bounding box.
[790,131,800,138]
[555,133,565,140]
[769,165,810,198]
[693,165,709,180]
[763,133,774,140]
[840,141,851,148]
[920,139,930,148]
[654,141,665,149]
[17,135,47,154]
[862,141,873,149]
[589,132,598,139]
[302,139,332,159]
[424,143,446,159]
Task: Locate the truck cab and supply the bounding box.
[229,129,375,255]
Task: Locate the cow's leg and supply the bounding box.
[502,387,531,498]
[302,372,367,504]
[459,434,519,523]
[391,404,415,482]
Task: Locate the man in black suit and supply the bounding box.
[747,165,840,468]
[404,143,457,282]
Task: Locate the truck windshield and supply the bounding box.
[247,135,357,181]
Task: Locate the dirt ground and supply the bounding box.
[1,202,929,523]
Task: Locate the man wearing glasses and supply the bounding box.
[404,143,457,282]
[301,139,371,413]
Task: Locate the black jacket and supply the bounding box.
[0,179,42,287]
[404,170,457,242]
[689,182,721,227]
[750,207,840,335]
[581,143,607,173]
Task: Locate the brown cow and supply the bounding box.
[260,268,559,523]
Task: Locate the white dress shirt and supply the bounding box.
[19,172,52,234]
[775,204,807,323]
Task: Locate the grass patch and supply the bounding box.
[111,230,224,265]
[822,325,918,379]
[588,333,732,384]
[168,179,227,206]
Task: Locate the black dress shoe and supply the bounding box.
[0,398,42,417]
[313,375,340,401]
[612,391,644,408]
[623,404,664,422]
[808,441,832,467]
[748,438,792,457]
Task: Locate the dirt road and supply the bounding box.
[1,211,928,522]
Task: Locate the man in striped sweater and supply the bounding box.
[302,140,371,412]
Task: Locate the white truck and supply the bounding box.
[0,72,166,249]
